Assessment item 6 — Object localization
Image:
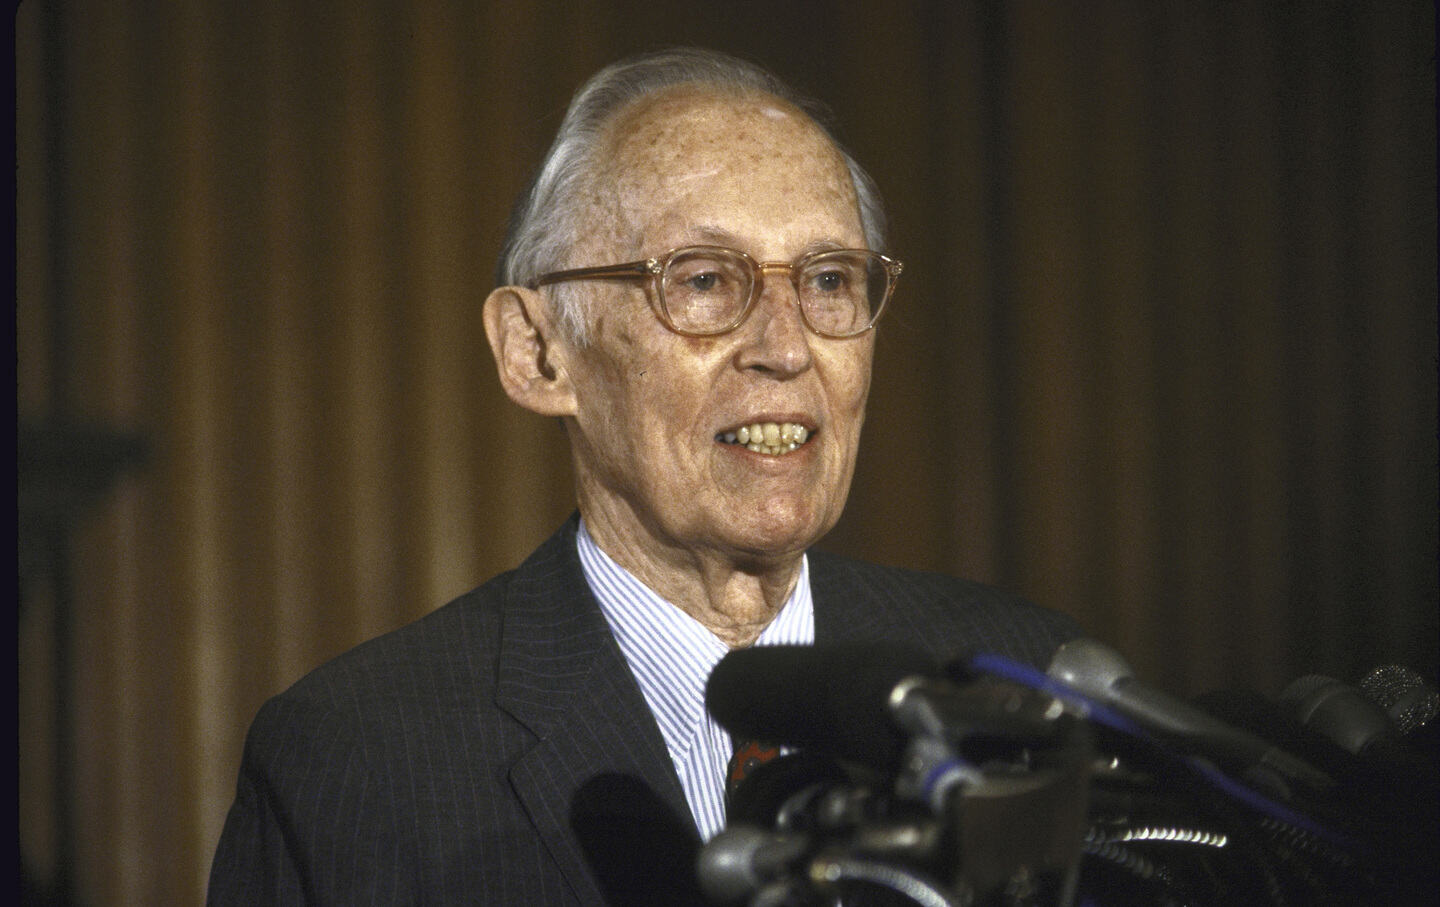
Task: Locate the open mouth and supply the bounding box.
[716,421,813,456]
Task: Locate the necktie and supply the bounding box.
[726,738,780,800]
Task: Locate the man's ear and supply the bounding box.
[482,286,578,416]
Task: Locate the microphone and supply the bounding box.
[698,824,966,907]
[1358,664,1440,735]
[705,751,952,905]
[1047,639,1237,740]
[1359,664,1440,768]
[1190,687,1358,783]
[706,643,1068,771]
[1279,668,1440,899]
[724,751,860,831]
[1279,674,1397,756]
[706,642,939,769]
[1279,669,1439,817]
[695,825,809,906]
[1045,639,1333,792]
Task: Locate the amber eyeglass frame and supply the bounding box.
[527,245,903,339]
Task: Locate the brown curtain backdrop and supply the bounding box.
[17,1,1436,903]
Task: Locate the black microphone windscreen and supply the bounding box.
[705,642,939,769]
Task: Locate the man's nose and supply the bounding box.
[733,268,814,376]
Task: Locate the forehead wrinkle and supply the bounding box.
[666,166,723,186]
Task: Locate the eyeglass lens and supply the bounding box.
[660,248,884,336]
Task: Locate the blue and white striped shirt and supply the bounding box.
[576,519,815,840]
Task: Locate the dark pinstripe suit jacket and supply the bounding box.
[208,516,1078,905]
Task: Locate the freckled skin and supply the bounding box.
[554,88,875,646]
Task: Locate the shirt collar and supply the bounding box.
[575,518,815,762]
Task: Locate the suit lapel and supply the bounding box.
[495,520,701,903]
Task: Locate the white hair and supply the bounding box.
[495,47,889,344]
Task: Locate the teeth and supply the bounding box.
[718,421,811,456]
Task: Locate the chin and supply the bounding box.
[722,505,835,558]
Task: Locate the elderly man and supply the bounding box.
[209,48,1077,905]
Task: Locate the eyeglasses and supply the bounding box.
[528,245,903,338]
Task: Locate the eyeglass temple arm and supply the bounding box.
[528,259,661,289]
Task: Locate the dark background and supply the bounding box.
[18,2,1436,903]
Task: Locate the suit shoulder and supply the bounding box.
[251,519,584,739]
[808,550,1081,669]
[214,577,521,905]
[271,569,514,722]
